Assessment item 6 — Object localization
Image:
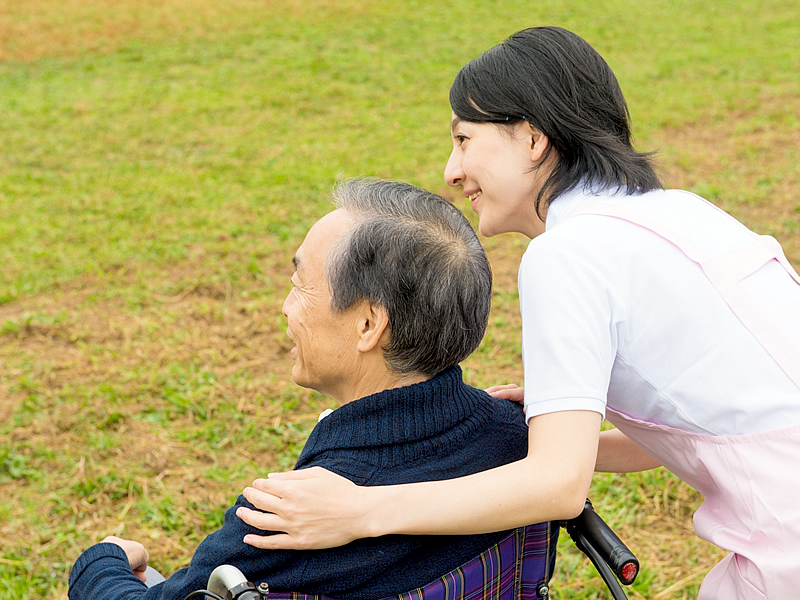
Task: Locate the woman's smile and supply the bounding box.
[445,114,547,239]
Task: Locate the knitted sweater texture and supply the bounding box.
[68,367,529,600]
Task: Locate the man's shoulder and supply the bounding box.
[472,386,526,426]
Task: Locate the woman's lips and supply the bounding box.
[468,191,482,211]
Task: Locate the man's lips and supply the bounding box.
[286,329,297,357]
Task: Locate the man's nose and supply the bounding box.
[282,291,292,317]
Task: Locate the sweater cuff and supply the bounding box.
[69,542,134,588]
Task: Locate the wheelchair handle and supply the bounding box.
[563,499,639,586]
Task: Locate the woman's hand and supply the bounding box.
[101,536,149,582]
[484,384,524,404]
[237,412,601,547]
[237,467,370,550]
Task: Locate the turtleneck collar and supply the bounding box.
[295,366,494,467]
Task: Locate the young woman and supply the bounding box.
[237,27,800,599]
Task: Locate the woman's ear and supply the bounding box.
[356,302,390,353]
[527,122,551,163]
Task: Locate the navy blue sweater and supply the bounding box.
[68,367,529,600]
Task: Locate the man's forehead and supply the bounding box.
[294,209,352,269]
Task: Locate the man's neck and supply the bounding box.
[335,364,430,406]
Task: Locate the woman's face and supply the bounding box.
[444,114,546,238]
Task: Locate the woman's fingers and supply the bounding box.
[236,504,280,529]
[237,467,367,550]
[242,531,295,550]
[484,383,521,393]
[484,384,525,403]
[241,483,282,512]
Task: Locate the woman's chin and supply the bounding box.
[477,221,499,238]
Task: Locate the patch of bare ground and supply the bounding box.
[2,87,796,598]
[653,93,800,268]
[0,0,375,63]
[0,257,324,587]
[0,267,293,412]
[607,483,726,599]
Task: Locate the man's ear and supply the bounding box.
[527,122,551,163]
[356,302,390,353]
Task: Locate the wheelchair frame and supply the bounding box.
[189,499,639,600]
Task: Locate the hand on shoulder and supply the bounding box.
[485,384,524,404]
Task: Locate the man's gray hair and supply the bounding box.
[327,178,492,376]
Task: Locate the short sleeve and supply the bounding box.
[518,234,623,421]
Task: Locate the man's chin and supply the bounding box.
[290,368,308,390]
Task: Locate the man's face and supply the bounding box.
[282,210,361,400]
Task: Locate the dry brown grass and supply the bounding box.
[4,94,795,596]
[654,93,800,264]
[1,3,798,597]
[0,0,375,62]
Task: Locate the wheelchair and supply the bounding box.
[186,499,639,600]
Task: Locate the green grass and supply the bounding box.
[1,1,799,598]
[3,0,799,302]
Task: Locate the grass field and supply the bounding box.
[1,1,799,598]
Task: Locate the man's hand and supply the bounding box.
[102,536,150,583]
[484,384,524,404]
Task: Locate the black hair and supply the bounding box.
[450,26,662,218]
[328,179,492,377]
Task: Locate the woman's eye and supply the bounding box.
[455,135,468,145]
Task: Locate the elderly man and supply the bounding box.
[68,179,546,600]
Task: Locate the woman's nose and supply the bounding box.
[444,148,464,187]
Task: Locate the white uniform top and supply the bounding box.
[519,185,800,435]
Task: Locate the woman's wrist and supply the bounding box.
[358,483,399,538]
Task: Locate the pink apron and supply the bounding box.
[569,200,800,599]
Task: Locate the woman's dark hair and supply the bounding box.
[450,26,662,218]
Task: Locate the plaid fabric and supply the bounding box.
[264,523,556,600]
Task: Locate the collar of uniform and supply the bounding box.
[545,182,624,232]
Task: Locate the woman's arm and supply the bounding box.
[484,388,658,472]
[237,410,601,550]
[595,428,661,473]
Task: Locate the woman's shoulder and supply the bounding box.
[528,187,754,267]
